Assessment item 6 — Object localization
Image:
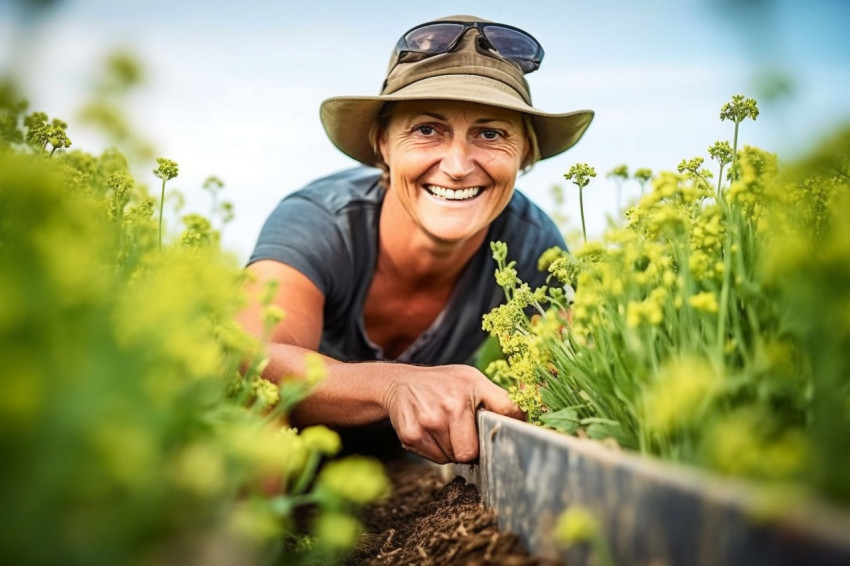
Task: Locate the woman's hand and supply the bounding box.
[380,364,524,464]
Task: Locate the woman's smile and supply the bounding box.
[424,184,483,201]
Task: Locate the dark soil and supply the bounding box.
[344,457,560,566]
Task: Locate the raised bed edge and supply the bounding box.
[440,410,850,566]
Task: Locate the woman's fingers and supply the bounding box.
[448,404,479,463]
[476,377,525,420]
[393,401,452,463]
[405,434,452,464]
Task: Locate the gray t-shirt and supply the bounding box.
[248,166,566,365]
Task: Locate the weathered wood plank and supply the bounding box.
[443,411,850,566]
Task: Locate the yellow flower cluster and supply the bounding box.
[481,98,850,504]
[642,356,720,435]
[317,455,391,504]
[625,288,667,328]
[724,146,778,224]
[553,505,600,545]
[688,291,719,314]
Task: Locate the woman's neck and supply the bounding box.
[377,191,487,290]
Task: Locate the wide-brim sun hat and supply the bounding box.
[320,15,594,167]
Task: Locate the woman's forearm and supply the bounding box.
[261,342,392,427]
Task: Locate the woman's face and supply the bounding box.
[378,100,528,245]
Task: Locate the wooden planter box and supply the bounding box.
[443,411,850,566]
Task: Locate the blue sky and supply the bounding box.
[2,0,849,260]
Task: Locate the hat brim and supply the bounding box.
[320,74,594,167]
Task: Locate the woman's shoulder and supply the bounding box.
[288,166,385,214]
[501,188,559,233]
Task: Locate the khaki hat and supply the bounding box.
[319,15,594,167]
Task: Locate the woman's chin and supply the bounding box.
[419,220,485,245]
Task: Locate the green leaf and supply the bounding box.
[585,422,625,444]
[579,417,620,426]
[540,407,580,433]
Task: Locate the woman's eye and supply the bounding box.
[480,129,502,140]
[415,125,436,136]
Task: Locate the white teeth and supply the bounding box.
[426,185,481,200]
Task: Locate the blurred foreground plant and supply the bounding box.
[0,84,387,566]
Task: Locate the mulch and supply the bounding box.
[343,456,561,566]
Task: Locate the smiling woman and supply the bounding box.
[237,14,594,465]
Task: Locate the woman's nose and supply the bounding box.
[439,138,475,180]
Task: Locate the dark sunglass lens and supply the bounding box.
[403,23,464,53]
[481,25,539,59]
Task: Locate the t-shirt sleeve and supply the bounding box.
[247,195,350,298]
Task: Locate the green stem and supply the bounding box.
[158,178,166,250]
[716,164,725,199]
[716,201,733,363]
[292,451,322,495]
[279,493,316,509]
[579,185,587,242]
[731,121,740,182]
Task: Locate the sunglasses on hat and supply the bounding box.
[393,20,545,74]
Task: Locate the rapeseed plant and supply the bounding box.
[484,94,850,508]
[708,140,733,196]
[0,71,387,565]
[153,156,178,249]
[553,505,615,566]
[563,162,597,242]
[633,167,653,195]
[720,94,759,181]
[607,164,629,214]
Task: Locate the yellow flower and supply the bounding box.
[688,250,711,280]
[226,423,305,478]
[252,377,280,408]
[554,505,599,546]
[537,245,567,271]
[315,513,362,550]
[643,356,720,434]
[625,297,663,328]
[495,260,518,287]
[171,443,226,497]
[92,424,158,489]
[299,425,341,456]
[317,456,390,504]
[702,410,808,481]
[228,500,281,543]
[689,291,719,314]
